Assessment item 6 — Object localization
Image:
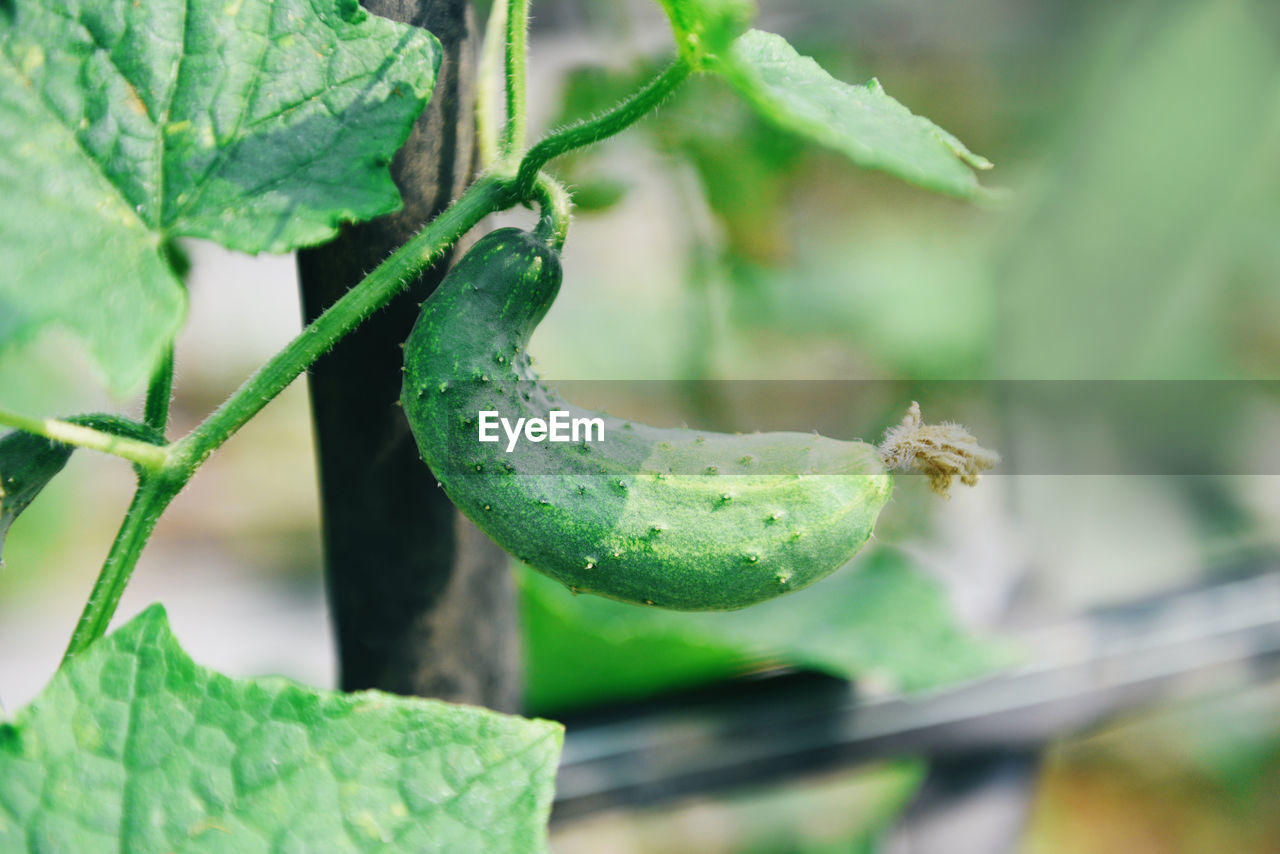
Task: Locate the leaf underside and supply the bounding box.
[0,606,562,853]
[718,29,992,199]
[0,429,74,565]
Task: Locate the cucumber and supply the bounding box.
[402,228,891,610]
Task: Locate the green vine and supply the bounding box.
[0,411,167,470]
[502,0,530,159]
[143,344,175,435]
[515,58,692,200]
[477,0,510,168]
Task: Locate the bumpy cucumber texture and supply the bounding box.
[402,228,892,610]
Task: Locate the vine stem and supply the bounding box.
[0,410,167,470]
[475,0,507,168]
[531,172,572,250]
[515,58,691,199]
[143,344,174,434]
[62,475,180,661]
[501,0,530,158]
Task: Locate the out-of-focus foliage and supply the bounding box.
[523,548,1012,714]
[994,0,1280,380]
[1024,679,1280,853]
[551,760,925,854]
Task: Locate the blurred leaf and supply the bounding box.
[714,30,992,199]
[522,570,748,713]
[692,760,925,854]
[994,0,1280,379]
[554,65,656,125]
[0,0,441,393]
[523,548,1012,715]
[0,605,563,853]
[0,430,72,566]
[655,75,806,263]
[655,0,755,65]
[567,176,629,213]
[724,218,993,377]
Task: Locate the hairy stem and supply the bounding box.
[169,176,513,474]
[143,345,175,434]
[0,410,168,470]
[476,0,507,168]
[501,0,530,158]
[62,474,184,661]
[515,58,691,199]
[531,172,572,250]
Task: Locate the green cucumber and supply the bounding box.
[402,228,891,610]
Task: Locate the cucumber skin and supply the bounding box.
[402,228,892,611]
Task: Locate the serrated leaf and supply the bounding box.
[0,430,73,566]
[655,0,755,65]
[523,549,1013,715]
[714,29,991,199]
[0,0,442,393]
[0,605,563,853]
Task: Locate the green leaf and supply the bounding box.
[714,29,991,199]
[655,0,755,65]
[0,0,442,393]
[523,548,1013,715]
[522,569,749,713]
[0,430,73,566]
[0,606,563,853]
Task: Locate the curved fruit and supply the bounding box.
[402,228,891,610]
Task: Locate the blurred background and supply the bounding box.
[2,0,1280,850]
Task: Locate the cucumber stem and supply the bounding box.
[531,173,572,250]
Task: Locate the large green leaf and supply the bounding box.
[523,548,1013,715]
[0,606,562,853]
[0,0,442,393]
[714,29,991,199]
[655,0,755,65]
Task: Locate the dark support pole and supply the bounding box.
[296,0,521,712]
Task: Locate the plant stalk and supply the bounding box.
[0,410,168,470]
[61,474,183,661]
[501,0,530,158]
[143,344,175,434]
[476,0,507,167]
[531,172,572,250]
[515,58,691,199]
